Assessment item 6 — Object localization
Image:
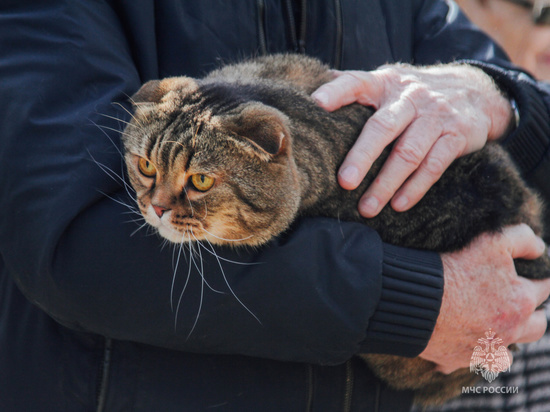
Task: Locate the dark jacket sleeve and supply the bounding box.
[413,0,550,236]
[0,0,442,365]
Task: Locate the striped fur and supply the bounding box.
[121,54,550,406]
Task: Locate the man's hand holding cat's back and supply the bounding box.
[419,224,550,374]
[312,63,515,218]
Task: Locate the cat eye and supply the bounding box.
[138,157,157,178]
[190,174,215,192]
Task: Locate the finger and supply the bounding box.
[503,224,546,260]
[531,277,550,309]
[356,117,442,216]
[311,71,382,112]
[390,133,467,212]
[338,98,417,191]
[514,308,548,343]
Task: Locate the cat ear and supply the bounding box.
[223,104,290,159]
[130,80,166,105]
[129,77,199,114]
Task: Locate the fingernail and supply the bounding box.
[361,196,379,216]
[339,166,359,185]
[312,91,329,106]
[393,195,408,211]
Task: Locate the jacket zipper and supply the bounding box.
[257,0,268,55]
[284,0,298,52]
[284,0,307,53]
[333,0,343,69]
[298,0,307,53]
[343,359,354,412]
[96,337,113,412]
[258,1,341,65]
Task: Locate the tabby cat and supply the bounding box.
[120,54,549,405]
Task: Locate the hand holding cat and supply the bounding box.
[312,64,515,218]
[419,224,550,374]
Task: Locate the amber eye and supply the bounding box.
[191,174,215,192]
[138,158,157,178]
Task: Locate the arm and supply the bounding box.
[0,0,442,364]
[414,0,550,232]
[313,0,550,226]
[311,0,550,370]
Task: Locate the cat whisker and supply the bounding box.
[186,263,205,341]
[90,120,135,141]
[113,100,145,128]
[96,112,143,133]
[86,149,126,185]
[95,189,140,217]
[88,118,135,205]
[130,221,150,237]
[85,134,138,204]
[189,234,224,295]
[159,237,171,252]
[121,209,142,216]
[122,214,146,224]
[171,231,188,313]
[180,233,231,340]
[203,237,261,325]
[174,230,199,334]
[201,227,254,243]
[196,242,261,266]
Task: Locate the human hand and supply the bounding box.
[312,64,515,217]
[419,224,550,374]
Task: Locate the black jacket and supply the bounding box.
[1,1,550,411]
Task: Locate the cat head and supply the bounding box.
[121,77,301,246]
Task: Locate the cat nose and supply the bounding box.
[152,204,171,218]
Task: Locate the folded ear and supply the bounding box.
[129,77,198,115]
[222,103,290,160]
[130,80,165,105]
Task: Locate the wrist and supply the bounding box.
[459,60,550,174]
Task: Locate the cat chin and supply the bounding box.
[156,224,194,244]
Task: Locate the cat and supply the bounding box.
[120,54,549,405]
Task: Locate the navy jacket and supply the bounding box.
[1,1,550,411]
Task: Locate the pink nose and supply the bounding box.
[152,205,170,218]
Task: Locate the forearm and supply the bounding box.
[35,195,443,363]
[469,63,550,226]
[413,0,550,235]
[0,0,445,364]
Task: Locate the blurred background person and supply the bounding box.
[457,0,550,82]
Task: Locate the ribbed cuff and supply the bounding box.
[462,60,550,175]
[462,61,550,240]
[360,244,443,357]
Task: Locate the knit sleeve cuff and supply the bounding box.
[359,244,444,357]
[461,60,550,175]
[461,61,550,237]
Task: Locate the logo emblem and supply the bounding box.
[470,329,511,383]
